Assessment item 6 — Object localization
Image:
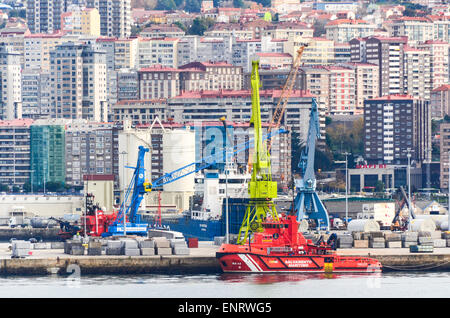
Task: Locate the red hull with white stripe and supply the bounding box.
[216,214,382,274]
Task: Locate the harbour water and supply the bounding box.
[1,271,450,298]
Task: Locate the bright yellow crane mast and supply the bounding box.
[237,60,279,245]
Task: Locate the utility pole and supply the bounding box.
[343,152,351,227]
[120,151,128,236]
[447,150,450,231]
[406,148,412,232]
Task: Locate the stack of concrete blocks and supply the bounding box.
[352,232,369,248]
[417,231,433,246]
[442,232,450,247]
[154,237,172,255]
[50,242,65,249]
[336,233,353,248]
[139,239,155,256]
[369,232,385,248]
[384,233,402,248]
[428,231,445,248]
[106,240,122,255]
[33,242,51,249]
[11,240,31,258]
[121,239,140,256]
[87,240,102,255]
[170,238,190,255]
[64,240,84,255]
[401,232,418,248]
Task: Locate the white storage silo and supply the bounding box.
[410,218,436,232]
[162,128,196,193]
[347,219,380,233]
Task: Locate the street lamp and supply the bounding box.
[343,152,351,226]
[448,150,450,232]
[120,151,128,236]
[406,148,412,232]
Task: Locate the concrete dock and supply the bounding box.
[1,242,450,275]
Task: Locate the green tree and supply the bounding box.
[185,0,202,12]
[187,17,215,35]
[0,184,8,192]
[156,0,177,10]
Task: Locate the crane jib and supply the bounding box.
[151,128,287,189]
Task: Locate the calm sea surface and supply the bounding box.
[0,271,449,298]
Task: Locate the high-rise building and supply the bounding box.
[364,95,431,165]
[351,36,408,97]
[431,84,450,119]
[0,119,34,187]
[49,42,107,121]
[0,43,22,120]
[65,120,118,187]
[26,0,68,34]
[86,0,131,38]
[403,46,432,100]
[418,40,450,90]
[30,119,66,190]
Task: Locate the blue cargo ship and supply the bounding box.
[155,168,251,241]
[158,198,250,241]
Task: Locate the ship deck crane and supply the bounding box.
[237,60,280,245]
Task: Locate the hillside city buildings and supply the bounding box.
[0,0,450,197]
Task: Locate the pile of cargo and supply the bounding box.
[63,236,192,256]
[384,233,401,248]
[11,240,32,258]
[336,233,353,248]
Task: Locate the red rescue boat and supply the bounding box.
[216,214,382,273]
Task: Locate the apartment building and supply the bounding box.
[179,61,243,91]
[65,120,118,187]
[341,62,380,114]
[114,37,138,70]
[49,42,107,122]
[24,33,66,72]
[352,36,408,97]
[418,40,450,90]
[292,37,335,66]
[440,122,450,189]
[327,66,356,115]
[431,84,450,118]
[112,99,168,125]
[116,69,139,101]
[61,7,101,36]
[137,37,179,69]
[138,65,180,100]
[386,17,434,44]
[231,39,261,73]
[325,19,376,43]
[403,46,432,100]
[30,119,66,190]
[21,69,52,119]
[86,0,131,38]
[140,24,185,38]
[0,119,34,187]
[261,22,314,41]
[26,0,67,34]
[255,52,293,70]
[364,95,431,165]
[0,43,22,120]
